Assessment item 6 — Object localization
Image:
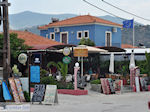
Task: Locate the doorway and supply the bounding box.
[60,32,68,44]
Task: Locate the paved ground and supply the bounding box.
[30,91,150,112]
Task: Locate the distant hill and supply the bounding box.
[122,25,150,47]
[9,11,77,29]
[9,11,142,30]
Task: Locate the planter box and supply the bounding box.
[58,89,88,95]
[90,84,101,93]
[148,85,150,91]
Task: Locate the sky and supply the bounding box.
[9,0,150,25]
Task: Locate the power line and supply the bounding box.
[102,0,150,22]
[83,0,127,21]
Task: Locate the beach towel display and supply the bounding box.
[14,79,26,102]
[2,81,12,101]
[8,78,20,102]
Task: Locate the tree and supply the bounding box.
[79,38,95,46]
[0,33,31,59]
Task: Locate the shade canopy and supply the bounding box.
[97,46,126,52]
[76,45,107,53]
[47,44,76,50]
[53,45,108,53]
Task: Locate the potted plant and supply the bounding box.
[90,79,101,93]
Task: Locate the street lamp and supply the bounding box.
[74,62,80,90]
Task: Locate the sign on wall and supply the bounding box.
[30,66,40,83]
[63,47,71,56]
[62,56,71,64]
[43,85,58,105]
[32,84,45,103]
[74,48,88,57]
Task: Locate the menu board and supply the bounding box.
[43,85,58,105]
[9,78,20,102]
[14,79,26,102]
[30,66,40,83]
[32,84,45,103]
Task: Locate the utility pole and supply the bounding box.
[1,0,11,80]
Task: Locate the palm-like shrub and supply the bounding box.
[47,61,68,80]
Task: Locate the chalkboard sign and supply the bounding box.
[14,79,26,102]
[9,78,20,102]
[43,85,58,105]
[32,84,45,103]
[30,66,40,83]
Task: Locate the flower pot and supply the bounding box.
[90,84,101,93]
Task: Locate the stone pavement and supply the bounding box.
[30,91,150,112]
[0,87,149,112]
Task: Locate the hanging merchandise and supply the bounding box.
[18,53,28,65]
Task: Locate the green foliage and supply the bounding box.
[40,69,49,79]
[115,61,129,76]
[100,59,150,76]
[100,60,130,76]
[99,60,109,74]
[40,76,74,89]
[0,33,31,58]
[136,60,148,74]
[79,38,95,46]
[12,65,19,74]
[47,61,68,80]
[57,82,74,89]
[23,91,30,102]
[40,76,57,85]
[90,79,101,84]
[145,52,150,76]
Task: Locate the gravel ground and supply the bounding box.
[30,91,150,112]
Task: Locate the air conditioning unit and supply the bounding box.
[54,27,60,33]
[112,27,117,32]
